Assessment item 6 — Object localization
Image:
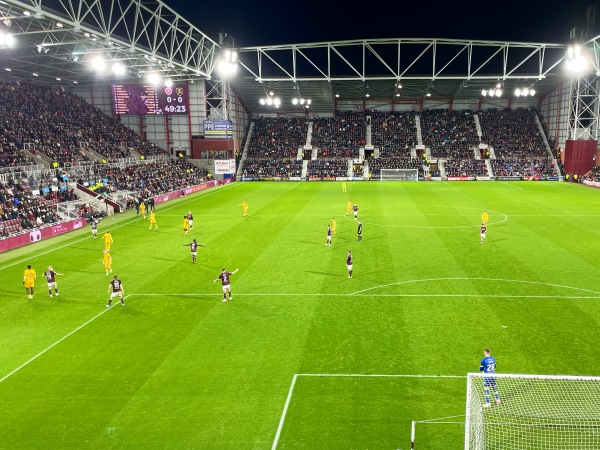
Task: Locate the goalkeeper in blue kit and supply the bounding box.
[480,348,501,407]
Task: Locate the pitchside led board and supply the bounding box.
[214,159,236,174]
[112,83,190,115]
[204,120,233,139]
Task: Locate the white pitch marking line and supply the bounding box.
[0,182,235,271]
[271,373,465,449]
[296,373,466,378]
[0,295,129,384]
[129,293,600,299]
[350,277,600,296]
[272,374,298,450]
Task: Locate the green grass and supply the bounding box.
[1,180,600,449]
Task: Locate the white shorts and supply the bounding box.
[221,285,231,292]
[326,235,331,240]
[189,220,193,227]
[347,264,353,271]
[110,291,122,299]
[481,232,486,239]
[353,212,358,218]
[191,251,197,257]
[47,282,57,288]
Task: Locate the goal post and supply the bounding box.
[380,168,419,181]
[465,373,600,450]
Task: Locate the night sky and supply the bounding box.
[165,0,596,47]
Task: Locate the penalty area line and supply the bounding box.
[0,295,130,385]
[271,373,464,449]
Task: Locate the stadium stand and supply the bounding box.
[0,82,166,167]
[370,111,416,156]
[311,112,365,158]
[479,108,548,159]
[421,109,480,159]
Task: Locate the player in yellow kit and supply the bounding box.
[331,217,337,235]
[103,249,113,276]
[148,212,157,230]
[23,264,36,299]
[183,215,190,235]
[102,230,113,251]
[139,201,146,218]
[240,201,248,217]
[482,210,489,225]
[346,200,352,214]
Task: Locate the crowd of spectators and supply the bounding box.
[583,165,600,183]
[311,112,365,158]
[368,156,424,178]
[307,159,348,179]
[444,159,489,177]
[370,111,416,156]
[0,82,167,168]
[246,117,307,159]
[479,108,548,159]
[0,177,63,235]
[242,158,303,179]
[92,159,209,197]
[490,158,557,178]
[420,109,480,158]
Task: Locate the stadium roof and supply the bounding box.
[0,0,596,115]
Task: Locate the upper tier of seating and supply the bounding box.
[420,109,480,159]
[0,82,167,168]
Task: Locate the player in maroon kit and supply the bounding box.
[106,275,125,307]
[214,267,239,302]
[187,211,194,230]
[184,238,206,264]
[353,203,359,220]
[480,223,487,244]
[44,265,63,298]
[325,225,332,246]
[346,250,353,278]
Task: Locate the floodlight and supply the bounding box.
[0,32,14,47]
[92,56,106,72]
[482,90,487,97]
[515,89,521,97]
[112,63,125,76]
[147,73,160,85]
[292,98,298,105]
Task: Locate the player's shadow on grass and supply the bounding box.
[69,246,98,252]
[304,270,341,278]
[63,269,100,274]
[151,256,184,263]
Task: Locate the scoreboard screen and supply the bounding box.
[157,85,189,114]
[112,83,189,115]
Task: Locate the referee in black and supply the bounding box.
[357,221,362,242]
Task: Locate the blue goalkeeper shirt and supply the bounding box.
[480,356,497,374]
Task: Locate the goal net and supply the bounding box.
[380,168,419,181]
[465,373,600,450]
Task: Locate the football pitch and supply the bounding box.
[1,180,600,449]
